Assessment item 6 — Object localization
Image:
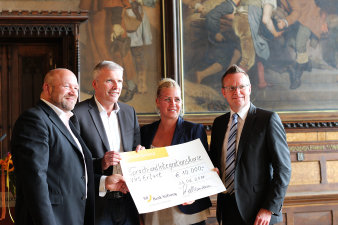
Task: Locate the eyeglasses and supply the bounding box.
[222,84,250,92]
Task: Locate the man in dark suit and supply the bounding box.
[209,64,291,225]
[11,68,128,225]
[72,61,141,225]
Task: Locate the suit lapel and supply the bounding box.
[39,100,82,153]
[117,103,127,151]
[219,113,230,163]
[70,121,92,159]
[236,103,256,162]
[171,117,184,145]
[88,97,110,151]
[146,121,159,148]
[221,114,230,141]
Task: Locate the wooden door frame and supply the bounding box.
[0,10,88,157]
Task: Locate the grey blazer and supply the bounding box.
[71,96,141,181]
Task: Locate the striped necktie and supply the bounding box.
[224,113,238,194]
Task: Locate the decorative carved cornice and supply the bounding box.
[180,114,338,131]
[0,10,88,36]
[202,122,338,131]
[0,24,74,36]
[284,121,338,129]
[0,10,88,20]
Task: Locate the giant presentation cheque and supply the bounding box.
[120,139,225,214]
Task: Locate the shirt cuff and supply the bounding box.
[99,175,107,197]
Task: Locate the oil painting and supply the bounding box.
[180,0,338,117]
[79,0,163,114]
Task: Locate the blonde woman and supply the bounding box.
[140,78,211,225]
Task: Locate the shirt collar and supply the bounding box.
[230,103,250,121]
[41,98,73,120]
[94,95,120,114]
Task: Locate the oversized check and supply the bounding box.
[120,139,225,214]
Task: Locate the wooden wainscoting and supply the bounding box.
[206,193,338,225]
[278,144,338,225]
[204,129,338,225]
[206,195,217,225]
[277,192,338,225]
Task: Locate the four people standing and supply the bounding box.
[11,62,291,225]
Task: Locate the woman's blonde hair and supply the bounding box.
[156,78,181,98]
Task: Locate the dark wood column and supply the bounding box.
[163,0,179,81]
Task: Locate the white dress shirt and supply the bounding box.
[94,96,124,196]
[221,103,250,193]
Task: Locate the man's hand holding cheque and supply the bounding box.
[102,145,145,170]
[105,174,129,193]
[103,144,146,193]
[102,151,122,170]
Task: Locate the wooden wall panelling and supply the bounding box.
[288,150,338,192]
[0,11,88,159]
[279,201,338,225]
[280,138,338,225]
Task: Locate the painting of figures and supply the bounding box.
[181,0,338,115]
[79,0,162,114]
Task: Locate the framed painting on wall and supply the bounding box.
[78,0,165,118]
[177,0,338,124]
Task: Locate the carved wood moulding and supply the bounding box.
[284,121,338,129]
[202,121,338,133]
[0,10,88,36]
[183,114,338,131]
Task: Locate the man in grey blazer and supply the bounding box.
[209,64,291,225]
[11,68,128,225]
[72,61,142,225]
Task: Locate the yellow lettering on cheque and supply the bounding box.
[125,147,168,163]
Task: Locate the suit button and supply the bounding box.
[81,176,85,180]
[81,196,86,200]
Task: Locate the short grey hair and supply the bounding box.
[92,60,124,80]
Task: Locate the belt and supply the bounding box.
[105,191,126,200]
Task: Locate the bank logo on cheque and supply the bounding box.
[144,193,178,203]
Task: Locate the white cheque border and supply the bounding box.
[120,139,225,214]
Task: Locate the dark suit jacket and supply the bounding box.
[209,103,291,225]
[141,117,212,214]
[71,96,141,221]
[72,96,141,178]
[11,100,95,225]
